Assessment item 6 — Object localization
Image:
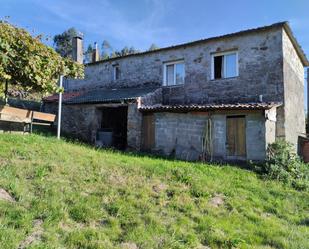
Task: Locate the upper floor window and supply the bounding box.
[113,64,120,80]
[211,51,238,80]
[163,60,185,86]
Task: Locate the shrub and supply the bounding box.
[261,140,308,190]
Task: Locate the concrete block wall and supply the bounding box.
[211,115,226,160]
[154,113,207,160]
[246,113,266,160]
[44,102,271,161]
[153,111,268,161]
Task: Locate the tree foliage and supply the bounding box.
[110,46,139,58]
[148,43,159,51]
[256,140,309,190]
[0,21,84,96]
[53,27,78,58]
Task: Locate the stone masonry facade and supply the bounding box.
[44,22,308,161]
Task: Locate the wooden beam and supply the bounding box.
[33,111,56,122]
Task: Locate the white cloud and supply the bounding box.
[33,0,175,50]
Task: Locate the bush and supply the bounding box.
[261,140,308,190]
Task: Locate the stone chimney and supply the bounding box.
[92,42,100,63]
[72,33,84,64]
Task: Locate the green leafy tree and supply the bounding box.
[0,21,84,100]
[84,44,93,63]
[53,27,78,58]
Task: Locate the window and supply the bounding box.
[113,65,120,80]
[163,61,185,86]
[211,51,238,79]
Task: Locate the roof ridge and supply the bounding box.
[86,21,289,65]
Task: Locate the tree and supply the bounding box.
[121,46,130,56]
[148,43,159,51]
[84,44,93,63]
[111,46,139,58]
[0,21,84,100]
[53,27,78,58]
[101,40,112,59]
[128,46,139,54]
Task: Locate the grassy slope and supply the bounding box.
[0,134,308,249]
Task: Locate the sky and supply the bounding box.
[1,0,309,106]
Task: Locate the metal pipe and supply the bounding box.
[57,75,63,139]
[307,68,309,123]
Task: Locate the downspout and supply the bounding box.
[307,68,309,129]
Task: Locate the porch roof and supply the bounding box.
[138,102,282,112]
[44,87,158,105]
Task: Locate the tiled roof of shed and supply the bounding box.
[138,102,282,112]
[65,87,158,104]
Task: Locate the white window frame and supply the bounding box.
[113,65,120,81]
[211,51,239,80]
[163,60,185,86]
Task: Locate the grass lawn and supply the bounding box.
[0,134,308,249]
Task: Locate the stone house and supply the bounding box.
[43,22,309,161]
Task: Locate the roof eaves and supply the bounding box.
[138,102,282,112]
[85,22,287,66]
[65,97,136,105]
[282,22,309,67]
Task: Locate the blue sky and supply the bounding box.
[1,0,309,107]
[2,0,309,54]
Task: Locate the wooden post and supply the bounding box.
[30,111,34,134]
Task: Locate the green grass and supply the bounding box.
[0,134,308,249]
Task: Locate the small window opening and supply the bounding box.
[163,60,185,86]
[214,55,223,79]
[212,51,238,79]
[113,65,120,80]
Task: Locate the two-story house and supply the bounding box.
[43,22,309,161]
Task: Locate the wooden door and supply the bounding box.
[142,114,155,151]
[226,116,246,158]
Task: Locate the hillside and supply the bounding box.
[0,134,308,249]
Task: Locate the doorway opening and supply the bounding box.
[226,115,246,159]
[97,106,128,150]
[141,113,155,151]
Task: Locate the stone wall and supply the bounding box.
[66,27,284,106]
[44,102,141,149]
[282,29,306,148]
[127,103,142,150]
[43,102,100,143]
[43,24,306,156]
